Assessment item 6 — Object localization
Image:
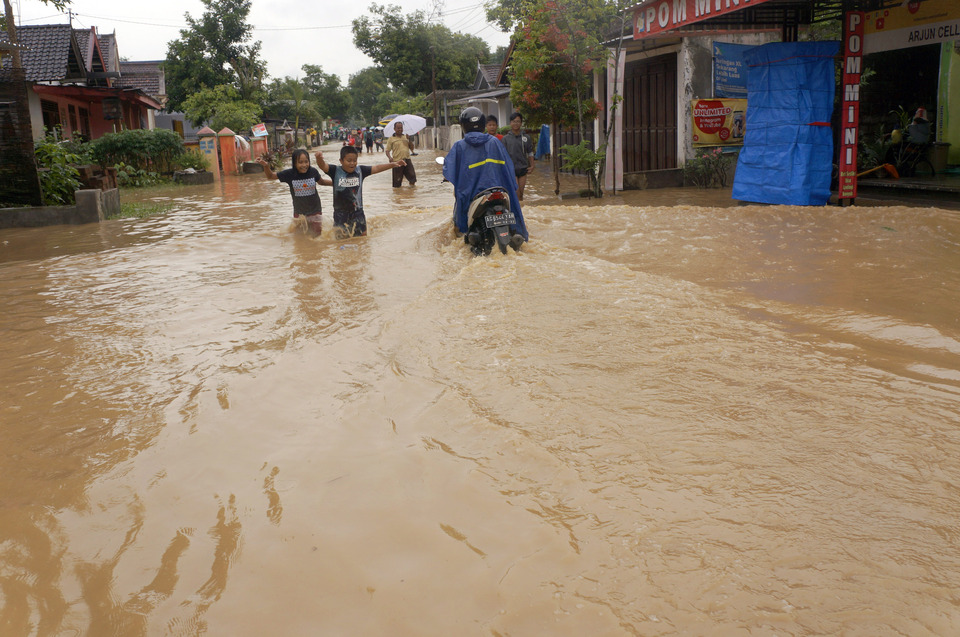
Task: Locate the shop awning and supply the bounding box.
[629,0,832,40]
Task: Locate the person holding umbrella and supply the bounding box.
[385,121,417,188]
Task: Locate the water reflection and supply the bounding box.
[2,145,959,635]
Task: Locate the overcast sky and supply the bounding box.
[11,0,511,83]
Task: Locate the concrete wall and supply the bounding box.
[680,33,779,166]
[0,188,119,229]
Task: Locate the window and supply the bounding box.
[40,99,61,132]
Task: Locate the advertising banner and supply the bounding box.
[691,98,747,146]
[864,0,960,54]
[634,0,776,40]
[713,42,751,98]
[251,123,268,137]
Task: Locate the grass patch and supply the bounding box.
[109,201,175,219]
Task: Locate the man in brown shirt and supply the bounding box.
[384,121,417,188]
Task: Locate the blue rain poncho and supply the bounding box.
[442,131,528,240]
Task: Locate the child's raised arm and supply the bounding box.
[314,151,329,173]
[257,157,278,180]
[370,160,405,175]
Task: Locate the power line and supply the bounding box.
[70,12,354,31]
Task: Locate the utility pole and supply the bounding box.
[3,0,22,69]
[431,46,439,150]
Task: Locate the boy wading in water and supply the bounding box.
[258,149,331,235]
[314,146,405,238]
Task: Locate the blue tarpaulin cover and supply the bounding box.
[535,124,551,159]
[731,41,840,206]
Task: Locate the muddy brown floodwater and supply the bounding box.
[2,144,959,636]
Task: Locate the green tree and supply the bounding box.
[347,67,390,124]
[352,4,490,94]
[163,0,266,112]
[302,64,351,121]
[384,92,429,118]
[264,77,321,144]
[485,0,524,32]
[509,0,621,195]
[182,84,261,133]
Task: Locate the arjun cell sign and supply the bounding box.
[634,0,776,39]
[863,0,960,53]
[691,98,746,146]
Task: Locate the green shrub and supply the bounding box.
[172,149,210,172]
[683,147,734,188]
[113,162,163,188]
[561,140,605,197]
[89,129,185,174]
[34,130,82,205]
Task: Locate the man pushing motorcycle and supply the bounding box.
[442,107,528,249]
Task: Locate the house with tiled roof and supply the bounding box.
[0,24,161,141]
[115,61,166,108]
[97,32,120,76]
[449,57,514,132]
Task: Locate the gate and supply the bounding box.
[623,54,678,172]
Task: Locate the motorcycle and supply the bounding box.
[436,156,523,256]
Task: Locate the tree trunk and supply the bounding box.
[3,0,22,69]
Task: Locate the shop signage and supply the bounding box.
[839,11,865,202]
[251,123,268,137]
[864,0,960,53]
[634,0,776,39]
[713,41,751,98]
[691,98,746,146]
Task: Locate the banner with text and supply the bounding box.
[634,0,776,39]
[713,41,751,98]
[691,98,747,146]
[864,0,960,54]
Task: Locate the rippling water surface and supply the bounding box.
[2,145,959,636]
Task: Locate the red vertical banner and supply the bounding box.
[838,11,865,203]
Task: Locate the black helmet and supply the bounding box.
[460,107,485,133]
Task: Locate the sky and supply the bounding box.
[11,0,512,83]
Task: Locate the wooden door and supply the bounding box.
[624,54,678,172]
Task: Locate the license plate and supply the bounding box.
[484,212,515,228]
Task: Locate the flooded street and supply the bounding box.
[2,144,960,636]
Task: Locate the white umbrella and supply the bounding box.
[382,114,427,136]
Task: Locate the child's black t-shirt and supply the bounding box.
[277,167,323,216]
[324,164,373,214]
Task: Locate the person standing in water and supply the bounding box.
[257,149,331,235]
[385,121,417,188]
[485,114,503,140]
[502,111,535,200]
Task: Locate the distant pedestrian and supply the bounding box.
[385,121,417,187]
[374,128,384,152]
[485,114,503,140]
[364,128,374,153]
[502,112,535,200]
[257,149,332,236]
